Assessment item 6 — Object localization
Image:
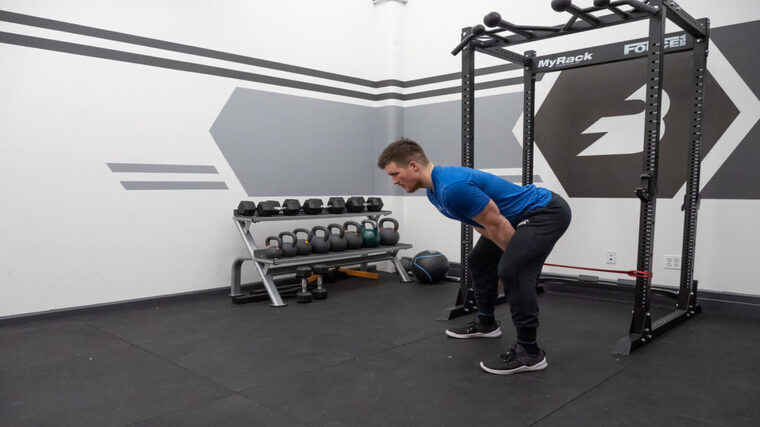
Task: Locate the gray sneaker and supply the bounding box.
[445,318,502,339]
[480,343,547,375]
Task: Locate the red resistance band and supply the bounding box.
[544,263,653,278]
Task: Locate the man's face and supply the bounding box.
[384,161,421,193]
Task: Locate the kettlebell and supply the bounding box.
[360,219,380,248]
[278,231,298,257]
[378,217,400,246]
[263,236,283,259]
[310,225,330,254]
[293,228,312,256]
[343,221,363,250]
[327,223,348,252]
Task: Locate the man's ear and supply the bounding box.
[408,160,419,171]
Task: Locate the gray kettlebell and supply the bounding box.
[263,236,283,259]
[327,223,348,252]
[278,231,298,257]
[293,228,312,256]
[343,221,363,249]
[379,217,400,246]
[310,225,330,254]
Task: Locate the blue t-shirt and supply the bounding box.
[426,166,552,228]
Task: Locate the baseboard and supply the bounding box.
[3,271,759,324]
[539,273,760,319]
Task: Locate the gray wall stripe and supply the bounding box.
[120,181,228,190]
[376,63,523,88]
[0,32,378,101]
[0,10,519,90]
[0,10,378,88]
[0,32,526,102]
[107,163,218,173]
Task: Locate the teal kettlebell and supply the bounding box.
[360,219,380,248]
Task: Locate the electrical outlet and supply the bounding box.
[665,254,681,270]
[606,250,617,265]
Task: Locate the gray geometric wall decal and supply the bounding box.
[210,89,526,197]
[120,181,228,190]
[701,20,760,199]
[210,88,378,197]
[535,51,738,198]
[107,163,219,173]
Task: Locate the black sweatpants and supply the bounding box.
[468,192,571,343]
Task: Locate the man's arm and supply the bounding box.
[472,200,515,251]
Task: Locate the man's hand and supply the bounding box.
[472,200,515,251]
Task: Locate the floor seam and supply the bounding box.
[83,320,237,393]
[601,395,734,426]
[121,393,239,427]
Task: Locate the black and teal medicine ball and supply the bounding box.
[411,250,449,284]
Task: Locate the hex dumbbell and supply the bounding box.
[312,264,328,300]
[296,266,312,303]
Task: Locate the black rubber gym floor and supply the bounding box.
[2,273,759,426]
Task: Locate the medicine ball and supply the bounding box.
[411,250,449,284]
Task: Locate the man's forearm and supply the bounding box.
[476,223,514,251]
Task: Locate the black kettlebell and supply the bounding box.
[310,225,330,254]
[293,228,312,256]
[343,221,363,250]
[263,236,283,259]
[278,231,298,257]
[327,223,348,252]
[379,217,400,246]
[360,219,380,248]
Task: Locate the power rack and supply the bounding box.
[448,0,709,355]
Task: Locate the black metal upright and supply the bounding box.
[446,27,478,319]
[678,18,710,313]
[613,0,667,355]
[460,26,476,302]
[522,50,537,186]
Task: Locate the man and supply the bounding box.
[378,138,571,375]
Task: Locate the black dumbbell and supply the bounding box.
[303,198,324,215]
[312,264,328,300]
[346,197,366,213]
[236,201,257,216]
[263,236,283,258]
[379,217,400,246]
[296,266,312,303]
[346,197,384,212]
[257,200,281,216]
[327,197,346,214]
[366,197,384,211]
[282,199,301,215]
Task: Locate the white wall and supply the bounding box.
[0,0,397,317]
[1,0,759,318]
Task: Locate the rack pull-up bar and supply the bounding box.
[593,0,631,19]
[450,24,485,55]
[597,0,659,16]
[552,0,601,26]
[483,12,561,39]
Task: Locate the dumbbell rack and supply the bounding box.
[231,209,413,306]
